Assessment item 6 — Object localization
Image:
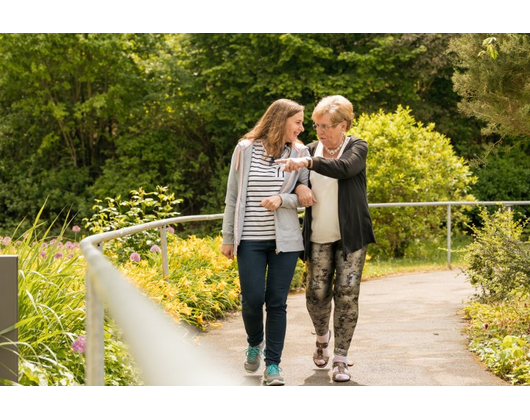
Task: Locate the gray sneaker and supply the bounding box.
[244,342,264,373]
[263,364,284,386]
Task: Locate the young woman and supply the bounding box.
[221,99,311,386]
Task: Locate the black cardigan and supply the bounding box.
[302,136,376,261]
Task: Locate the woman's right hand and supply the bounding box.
[294,184,317,207]
[221,244,234,260]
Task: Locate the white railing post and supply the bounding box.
[160,225,169,280]
[447,204,452,269]
[85,247,105,386]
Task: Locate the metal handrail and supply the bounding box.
[80,200,530,385]
[369,201,530,267]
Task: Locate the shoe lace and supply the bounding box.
[266,364,282,375]
[246,346,262,362]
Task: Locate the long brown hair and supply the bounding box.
[243,99,304,157]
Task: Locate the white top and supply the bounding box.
[309,137,350,244]
[241,141,285,240]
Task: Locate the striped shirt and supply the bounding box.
[241,141,285,241]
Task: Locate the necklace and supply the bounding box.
[324,137,345,156]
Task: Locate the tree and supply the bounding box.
[0,33,486,237]
[450,33,530,140]
[172,33,471,214]
[0,34,167,230]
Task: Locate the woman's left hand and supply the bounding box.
[260,195,282,211]
[276,157,308,172]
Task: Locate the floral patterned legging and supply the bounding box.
[306,242,367,357]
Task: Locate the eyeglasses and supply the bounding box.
[312,121,343,131]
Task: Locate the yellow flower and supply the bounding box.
[179,305,193,316]
[228,290,240,300]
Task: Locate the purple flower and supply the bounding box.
[130,252,141,262]
[40,251,47,258]
[72,335,86,354]
[72,226,81,233]
[150,245,161,253]
[65,241,75,250]
[54,252,63,259]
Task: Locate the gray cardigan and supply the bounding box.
[222,139,310,254]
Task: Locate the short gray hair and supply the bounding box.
[312,95,354,130]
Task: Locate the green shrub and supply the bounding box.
[353,106,476,257]
[462,207,530,302]
[83,185,181,262]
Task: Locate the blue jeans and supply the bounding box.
[237,240,299,366]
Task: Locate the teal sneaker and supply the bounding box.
[244,342,264,373]
[263,364,284,386]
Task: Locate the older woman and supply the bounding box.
[277,95,375,382]
[221,98,310,386]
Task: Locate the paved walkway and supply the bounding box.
[198,270,508,386]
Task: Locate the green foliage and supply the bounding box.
[467,144,530,231]
[170,33,477,215]
[0,33,169,231]
[471,146,530,202]
[464,300,530,385]
[450,33,530,139]
[0,208,142,385]
[462,207,530,302]
[353,106,476,257]
[83,186,181,262]
[0,33,490,240]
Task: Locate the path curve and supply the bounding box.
[198,269,507,386]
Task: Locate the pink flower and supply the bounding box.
[150,245,161,253]
[167,226,175,234]
[72,335,86,354]
[65,241,75,250]
[41,242,48,248]
[130,252,141,262]
[40,251,47,258]
[54,252,63,259]
[16,241,22,246]
[72,226,81,233]
[1,237,11,246]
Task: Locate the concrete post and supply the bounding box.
[0,255,18,385]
